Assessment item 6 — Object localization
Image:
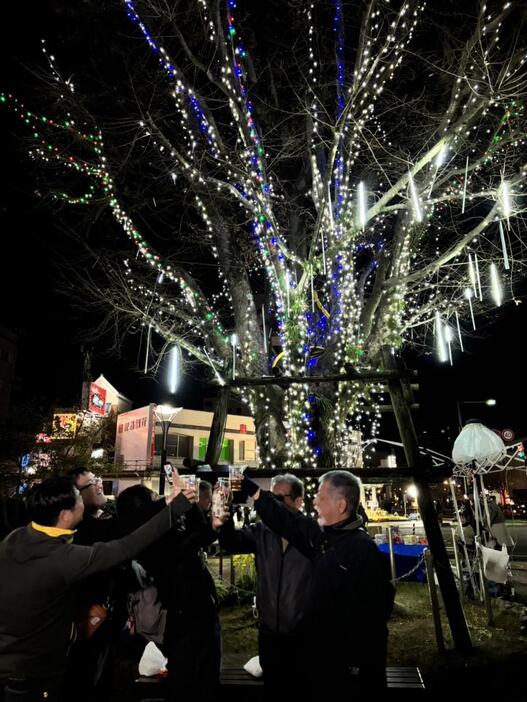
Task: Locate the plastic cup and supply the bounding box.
[228,465,243,491]
[180,474,199,495]
[212,477,231,517]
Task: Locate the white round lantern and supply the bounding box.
[452,422,505,474]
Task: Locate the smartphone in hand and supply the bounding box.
[164,463,174,485]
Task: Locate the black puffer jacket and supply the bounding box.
[218,515,312,635]
[253,489,394,685]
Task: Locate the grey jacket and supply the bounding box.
[218,516,312,635]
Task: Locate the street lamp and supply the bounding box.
[154,405,181,495]
[456,398,496,432]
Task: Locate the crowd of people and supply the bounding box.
[0,468,394,702]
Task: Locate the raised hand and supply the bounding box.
[165,467,182,505]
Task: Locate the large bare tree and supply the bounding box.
[3,0,527,468]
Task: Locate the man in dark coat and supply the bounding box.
[241,470,394,694]
[0,477,194,702]
[216,474,312,699]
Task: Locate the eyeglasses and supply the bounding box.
[79,477,102,491]
[274,494,294,502]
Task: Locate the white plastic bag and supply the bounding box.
[480,544,510,584]
[138,641,168,677]
[243,655,263,678]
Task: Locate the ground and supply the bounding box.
[220,582,527,691]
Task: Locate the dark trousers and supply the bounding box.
[166,613,221,702]
[64,621,114,702]
[258,629,308,701]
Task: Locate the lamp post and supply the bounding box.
[155,405,180,495]
[155,345,182,495]
[456,398,496,432]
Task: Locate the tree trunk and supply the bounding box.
[205,387,229,466]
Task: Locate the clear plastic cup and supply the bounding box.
[228,465,243,491]
[212,477,231,517]
[180,474,199,495]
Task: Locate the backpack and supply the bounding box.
[126,561,167,644]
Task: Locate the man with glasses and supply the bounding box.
[65,469,118,702]
[215,474,312,699]
[240,470,394,695]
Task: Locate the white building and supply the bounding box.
[115,404,257,471]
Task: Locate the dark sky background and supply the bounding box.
[1,1,525,457]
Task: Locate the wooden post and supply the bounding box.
[424,549,446,651]
[381,348,472,652]
[205,387,229,466]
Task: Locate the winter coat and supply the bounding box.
[218,515,312,635]
[0,495,191,683]
[119,502,218,622]
[254,490,394,685]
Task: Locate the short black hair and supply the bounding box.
[27,477,78,526]
[116,484,154,534]
[271,474,304,500]
[67,467,90,483]
[320,470,361,514]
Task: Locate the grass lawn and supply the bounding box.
[220,582,527,681]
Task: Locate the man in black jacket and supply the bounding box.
[0,476,194,702]
[241,470,394,695]
[216,474,311,699]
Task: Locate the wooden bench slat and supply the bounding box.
[135,665,425,699]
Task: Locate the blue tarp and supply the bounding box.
[377,543,427,582]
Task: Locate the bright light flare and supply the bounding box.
[490,263,503,307]
[358,181,367,229]
[168,345,181,394]
[408,171,422,222]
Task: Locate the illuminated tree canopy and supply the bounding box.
[3,0,527,467]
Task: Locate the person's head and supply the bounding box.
[116,484,155,534]
[27,477,84,529]
[198,480,213,512]
[314,471,361,526]
[68,467,106,514]
[271,474,304,512]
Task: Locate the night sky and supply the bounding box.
[1,1,526,455]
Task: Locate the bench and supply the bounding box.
[134,666,426,701]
